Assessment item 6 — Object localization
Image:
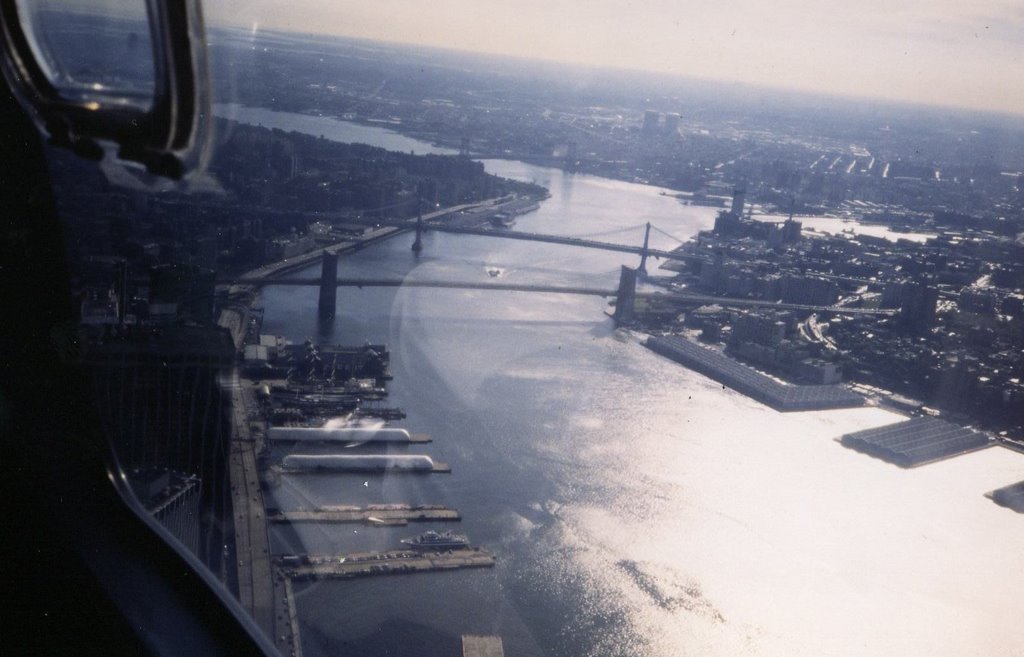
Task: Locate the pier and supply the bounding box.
[281,454,451,473]
[646,334,864,411]
[839,416,991,467]
[279,578,304,657]
[268,504,461,525]
[268,427,430,444]
[277,548,495,580]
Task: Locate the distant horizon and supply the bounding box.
[213,24,1024,126]
[204,1,1024,119]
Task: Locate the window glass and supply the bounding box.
[39,2,1024,657]
[16,0,154,105]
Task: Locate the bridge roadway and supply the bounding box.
[226,276,896,316]
[232,276,616,297]
[416,223,707,263]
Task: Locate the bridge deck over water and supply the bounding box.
[424,224,706,262]
[225,275,897,316]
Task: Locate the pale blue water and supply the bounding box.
[214,103,458,156]
[226,105,1024,657]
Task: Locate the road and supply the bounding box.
[224,372,302,655]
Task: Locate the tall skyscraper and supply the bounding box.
[663,112,681,136]
[730,184,746,218]
[641,110,660,136]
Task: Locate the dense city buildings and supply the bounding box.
[631,184,1023,439]
[10,16,1021,657]
[210,30,1024,227]
[56,29,1024,460]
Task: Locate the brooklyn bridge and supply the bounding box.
[222,219,897,322]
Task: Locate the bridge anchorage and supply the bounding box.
[411,188,424,254]
[318,250,339,320]
[612,265,638,326]
[636,222,652,279]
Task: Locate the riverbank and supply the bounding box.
[228,104,1024,657]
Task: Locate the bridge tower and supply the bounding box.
[613,265,638,325]
[565,140,578,172]
[637,222,651,279]
[411,188,424,254]
[318,250,339,320]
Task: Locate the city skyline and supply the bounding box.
[206,0,1024,117]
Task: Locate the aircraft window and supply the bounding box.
[15,0,155,106]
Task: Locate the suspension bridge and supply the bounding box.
[223,217,896,322]
[422,223,706,266]
[228,268,897,323]
[377,194,707,273]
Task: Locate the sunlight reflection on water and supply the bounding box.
[246,110,1024,657]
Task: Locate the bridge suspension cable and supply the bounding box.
[572,223,648,239]
[649,224,689,244]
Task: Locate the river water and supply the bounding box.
[218,104,1024,657]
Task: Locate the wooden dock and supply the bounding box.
[268,504,461,525]
[272,573,304,657]
[278,548,495,581]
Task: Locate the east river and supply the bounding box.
[218,104,1024,657]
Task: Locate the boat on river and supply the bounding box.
[400,530,470,550]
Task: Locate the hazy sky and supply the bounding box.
[206,0,1024,116]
